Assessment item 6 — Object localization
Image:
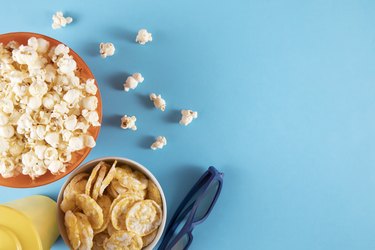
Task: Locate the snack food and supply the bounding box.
[123,73,144,92]
[180,109,198,126]
[60,160,164,249]
[0,37,100,179]
[52,11,73,29]
[149,93,166,111]
[150,136,167,150]
[120,115,137,131]
[99,43,115,58]
[135,29,153,45]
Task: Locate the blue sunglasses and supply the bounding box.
[158,166,224,250]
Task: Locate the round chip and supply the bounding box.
[116,167,148,190]
[99,160,118,196]
[64,210,80,249]
[75,212,94,250]
[106,222,118,235]
[92,164,108,200]
[103,230,143,250]
[146,181,162,207]
[61,173,89,212]
[126,200,162,236]
[93,232,108,250]
[85,161,105,197]
[111,196,141,230]
[76,194,104,230]
[111,179,128,194]
[142,230,158,248]
[74,179,88,194]
[94,195,112,234]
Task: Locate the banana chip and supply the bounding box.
[92,164,108,200]
[93,232,108,250]
[85,161,105,197]
[126,200,162,236]
[75,212,94,250]
[63,160,164,250]
[64,210,80,249]
[61,173,89,212]
[76,194,104,230]
[146,181,162,207]
[94,195,112,234]
[142,230,158,248]
[103,230,143,250]
[99,160,118,196]
[106,222,118,236]
[116,167,148,190]
[111,196,141,230]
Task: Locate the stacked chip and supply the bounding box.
[61,160,163,249]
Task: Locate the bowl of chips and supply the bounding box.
[0,32,102,188]
[57,157,167,250]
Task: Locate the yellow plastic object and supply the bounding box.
[0,195,59,250]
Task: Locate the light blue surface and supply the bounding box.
[1,0,375,249]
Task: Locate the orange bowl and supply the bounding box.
[0,32,102,188]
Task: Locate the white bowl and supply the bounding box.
[57,157,167,249]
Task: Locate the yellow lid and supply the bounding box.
[0,205,42,250]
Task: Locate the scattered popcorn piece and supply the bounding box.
[149,93,166,111]
[150,136,167,150]
[123,73,144,92]
[120,115,137,131]
[52,11,73,29]
[99,42,115,58]
[180,110,198,126]
[136,29,153,45]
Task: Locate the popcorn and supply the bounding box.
[179,110,198,126]
[64,115,78,131]
[0,125,15,138]
[136,29,153,45]
[63,89,81,104]
[68,136,85,151]
[47,159,66,174]
[85,79,98,95]
[27,96,43,110]
[150,136,167,150]
[0,113,9,126]
[83,135,96,148]
[0,158,18,178]
[149,93,166,111]
[52,11,73,29]
[123,73,144,92]
[82,96,98,111]
[45,132,60,148]
[120,115,137,131]
[99,43,115,58]
[0,37,100,179]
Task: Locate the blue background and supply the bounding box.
[1,0,375,249]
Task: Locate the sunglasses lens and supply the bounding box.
[193,179,221,222]
[171,234,190,250]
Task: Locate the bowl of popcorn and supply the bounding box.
[57,157,167,250]
[0,32,102,187]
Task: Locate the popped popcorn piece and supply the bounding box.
[0,37,101,179]
[52,11,73,30]
[123,73,144,92]
[150,136,167,150]
[179,110,198,126]
[120,115,137,131]
[149,93,166,111]
[136,29,153,45]
[47,160,65,174]
[99,42,115,58]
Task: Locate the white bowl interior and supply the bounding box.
[57,157,167,250]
